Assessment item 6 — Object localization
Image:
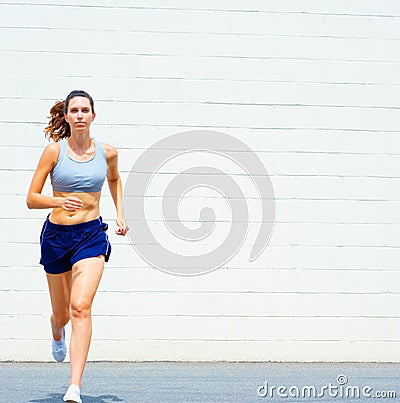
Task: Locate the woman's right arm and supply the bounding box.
[26,143,82,211]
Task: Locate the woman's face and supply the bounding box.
[64,96,96,132]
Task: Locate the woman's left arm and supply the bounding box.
[104,143,129,236]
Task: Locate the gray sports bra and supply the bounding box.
[50,139,107,193]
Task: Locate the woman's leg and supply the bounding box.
[46,271,72,341]
[69,255,104,387]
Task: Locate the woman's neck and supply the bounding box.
[67,134,93,155]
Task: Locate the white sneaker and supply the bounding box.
[63,384,82,403]
[51,327,67,362]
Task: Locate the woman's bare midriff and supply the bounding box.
[49,191,102,224]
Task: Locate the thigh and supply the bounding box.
[70,256,105,308]
[46,271,72,316]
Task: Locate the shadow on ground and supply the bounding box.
[30,394,123,402]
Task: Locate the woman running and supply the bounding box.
[26,90,128,403]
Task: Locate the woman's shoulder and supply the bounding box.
[35,141,61,171]
[99,141,118,160]
[42,141,61,160]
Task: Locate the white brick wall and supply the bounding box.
[1,0,399,361]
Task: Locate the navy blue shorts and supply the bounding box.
[39,215,111,275]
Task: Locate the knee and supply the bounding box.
[53,310,70,328]
[70,300,91,320]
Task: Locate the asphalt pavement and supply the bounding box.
[1,361,399,403]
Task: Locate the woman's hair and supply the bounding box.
[44,90,95,141]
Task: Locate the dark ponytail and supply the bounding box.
[44,100,69,141]
[44,90,95,142]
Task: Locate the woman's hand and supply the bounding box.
[60,196,84,211]
[115,217,129,236]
